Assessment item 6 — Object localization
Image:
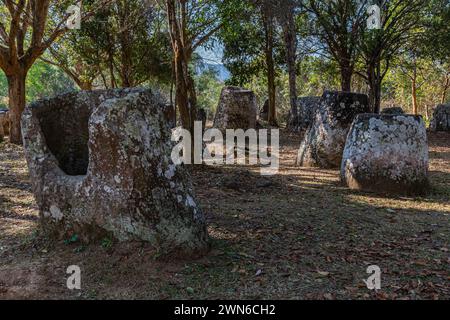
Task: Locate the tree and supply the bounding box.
[398,51,429,115]
[161,0,223,136]
[0,0,112,144]
[358,0,427,113]
[220,0,284,125]
[44,0,172,91]
[305,0,368,91]
[421,0,450,104]
[273,0,301,126]
[259,0,278,125]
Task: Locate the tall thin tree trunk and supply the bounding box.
[119,2,133,88]
[7,68,27,144]
[368,60,382,114]
[340,64,353,92]
[174,50,191,132]
[412,73,419,115]
[441,75,450,104]
[263,12,277,126]
[282,11,297,127]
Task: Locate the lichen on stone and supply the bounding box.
[22,88,209,257]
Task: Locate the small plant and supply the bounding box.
[101,237,113,249]
[64,234,79,245]
[74,245,86,253]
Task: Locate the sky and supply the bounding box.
[197,45,224,65]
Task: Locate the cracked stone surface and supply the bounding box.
[21,88,209,257]
[341,114,429,195]
[296,91,370,168]
[430,104,450,132]
[213,86,257,130]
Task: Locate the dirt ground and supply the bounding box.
[0,130,449,300]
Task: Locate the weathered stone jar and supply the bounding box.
[430,104,450,132]
[297,91,370,168]
[213,86,257,130]
[287,96,321,132]
[22,88,209,257]
[341,114,429,195]
[381,107,405,115]
[0,109,9,141]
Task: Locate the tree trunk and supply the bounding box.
[119,8,133,88]
[441,75,449,104]
[412,74,419,115]
[7,68,27,144]
[174,49,192,133]
[282,11,297,127]
[263,12,277,126]
[79,81,93,91]
[367,61,382,113]
[340,64,353,92]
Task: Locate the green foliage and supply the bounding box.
[0,62,76,106]
[26,62,76,102]
[219,0,284,87]
[101,237,113,249]
[64,234,79,245]
[195,66,223,116]
[49,0,173,89]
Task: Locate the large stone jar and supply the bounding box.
[22,88,209,257]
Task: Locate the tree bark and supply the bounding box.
[118,2,133,88]
[167,0,196,135]
[282,10,297,127]
[79,81,93,91]
[7,67,27,144]
[441,75,450,104]
[263,11,277,126]
[412,70,419,115]
[340,64,353,92]
[367,61,382,113]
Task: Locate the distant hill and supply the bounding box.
[199,63,230,82]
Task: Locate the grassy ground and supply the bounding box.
[0,131,449,300]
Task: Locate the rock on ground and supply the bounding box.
[297,91,370,168]
[381,107,405,115]
[287,96,321,132]
[341,114,429,195]
[213,86,257,130]
[21,88,209,257]
[430,104,450,132]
